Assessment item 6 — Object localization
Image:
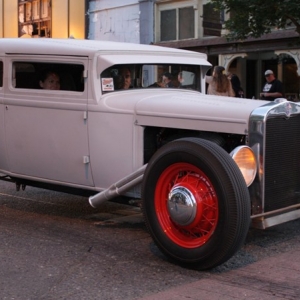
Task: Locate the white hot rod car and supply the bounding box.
[1,38,300,270]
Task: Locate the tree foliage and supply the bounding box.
[209,0,300,40]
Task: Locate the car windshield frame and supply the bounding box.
[100,63,203,93]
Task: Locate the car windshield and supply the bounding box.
[100,64,201,93]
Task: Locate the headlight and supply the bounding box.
[230,146,257,187]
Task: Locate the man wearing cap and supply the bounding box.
[260,70,283,101]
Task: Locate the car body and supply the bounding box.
[1,38,300,270]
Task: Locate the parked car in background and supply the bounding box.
[1,38,300,270]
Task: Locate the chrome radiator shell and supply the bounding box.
[249,100,300,222]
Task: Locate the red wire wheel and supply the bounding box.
[155,162,219,248]
[142,138,251,270]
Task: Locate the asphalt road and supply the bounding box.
[1,180,300,299]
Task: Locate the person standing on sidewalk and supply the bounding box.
[205,66,235,97]
[260,70,283,101]
[228,73,244,98]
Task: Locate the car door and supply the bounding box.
[4,56,94,186]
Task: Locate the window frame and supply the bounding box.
[155,0,198,42]
[7,56,88,103]
[100,63,202,93]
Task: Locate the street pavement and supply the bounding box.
[1,182,300,299]
[106,207,300,300]
[140,246,300,300]
[79,207,300,300]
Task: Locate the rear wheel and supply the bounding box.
[142,137,251,270]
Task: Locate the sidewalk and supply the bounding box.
[140,247,300,300]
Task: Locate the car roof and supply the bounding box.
[0,38,207,59]
[0,38,212,71]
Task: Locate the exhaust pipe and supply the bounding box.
[89,164,147,208]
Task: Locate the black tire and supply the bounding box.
[141,137,251,270]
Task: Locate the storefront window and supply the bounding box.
[202,3,222,37]
[160,6,195,42]
[18,0,51,38]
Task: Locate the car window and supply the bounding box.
[100,64,200,93]
[12,62,85,92]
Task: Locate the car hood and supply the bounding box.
[100,89,269,135]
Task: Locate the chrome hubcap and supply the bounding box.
[168,186,197,226]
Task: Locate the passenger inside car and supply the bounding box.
[39,69,61,90]
[110,67,132,90]
[119,67,132,89]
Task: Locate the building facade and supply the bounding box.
[2,0,299,100]
[153,0,300,100]
[88,0,153,45]
[89,0,300,100]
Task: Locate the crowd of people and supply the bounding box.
[205,66,283,101]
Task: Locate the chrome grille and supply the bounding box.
[264,114,300,212]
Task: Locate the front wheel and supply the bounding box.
[142,138,251,270]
